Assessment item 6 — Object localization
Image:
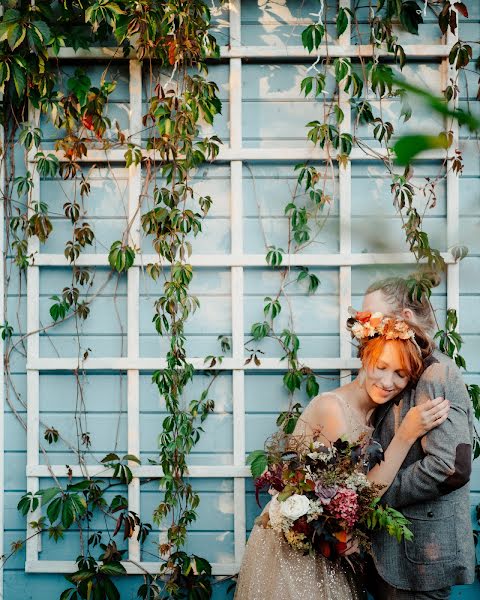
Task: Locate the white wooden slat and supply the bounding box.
[29,356,361,371]
[445,10,460,318]
[231,268,246,565]
[229,0,241,47]
[51,44,451,60]
[32,146,447,164]
[338,1,353,385]
[230,59,242,150]
[26,106,41,560]
[26,560,241,576]
[32,251,457,268]
[27,465,251,478]
[127,58,142,563]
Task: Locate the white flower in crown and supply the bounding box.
[351,322,366,339]
[279,494,310,520]
[385,319,415,340]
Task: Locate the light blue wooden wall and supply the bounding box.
[3,1,479,598]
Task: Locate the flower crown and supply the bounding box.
[347,307,418,347]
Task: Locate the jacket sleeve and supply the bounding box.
[381,360,473,509]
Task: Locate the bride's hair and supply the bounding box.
[358,320,433,382]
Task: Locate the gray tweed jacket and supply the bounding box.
[371,349,476,591]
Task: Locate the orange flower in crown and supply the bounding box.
[346,307,416,342]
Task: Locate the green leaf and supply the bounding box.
[17,492,39,516]
[246,450,268,479]
[40,486,62,506]
[400,1,424,35]
[336,7,349,37]
[11,61,26,97]
[48,524,65,542]
[104,578,121,600]
[68,69,92,106]
[69,570,95,583]
[47,496,63,524]
[60,589,78,600]
[7,23,26,51]
[277,490,293,502]
[306,375,319,399]
[123,454,141,464]
[334,104,344,125]
[283,370,301,393]
[394,134,450,165]
[301,25,313,52]
[101,452,120,464]
[99,562,127,577]
[61,497,75,529]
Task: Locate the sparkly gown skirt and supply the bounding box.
[234,523,365,600]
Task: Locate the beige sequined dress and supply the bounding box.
[235,393,372,600]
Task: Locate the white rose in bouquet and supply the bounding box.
[279,494,310,520]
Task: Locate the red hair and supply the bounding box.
[358,321,432,382]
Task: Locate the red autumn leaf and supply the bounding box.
[454,3,468,18]
[449,10,457,35]
[81,115,95,131]
[167,40,176,65]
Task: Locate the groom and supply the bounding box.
[362,277,475,600]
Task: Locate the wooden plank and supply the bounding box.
[127,59,142,563]
[51,44,451,61]
[28,464,251,478]
[26,559,242,576]
[339,1,353,385]
[31,146,448,163]
[444,10,460,319]
[32,251,457,268]
[29,357,361,371]
[26,107,41,560]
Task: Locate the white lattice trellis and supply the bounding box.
[15,0,461,578]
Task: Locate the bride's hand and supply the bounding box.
[399,396,450,444]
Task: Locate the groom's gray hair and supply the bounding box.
[365,276,436,334]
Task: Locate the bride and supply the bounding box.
[234,313,450,600]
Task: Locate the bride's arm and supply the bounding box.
[367,396,449,496]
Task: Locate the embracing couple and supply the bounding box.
[235,277,475,600]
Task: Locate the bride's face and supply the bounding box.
[363,342,410,405]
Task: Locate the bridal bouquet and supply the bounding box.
[248,434,413,560]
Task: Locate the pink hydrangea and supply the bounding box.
[327,487,359,528]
